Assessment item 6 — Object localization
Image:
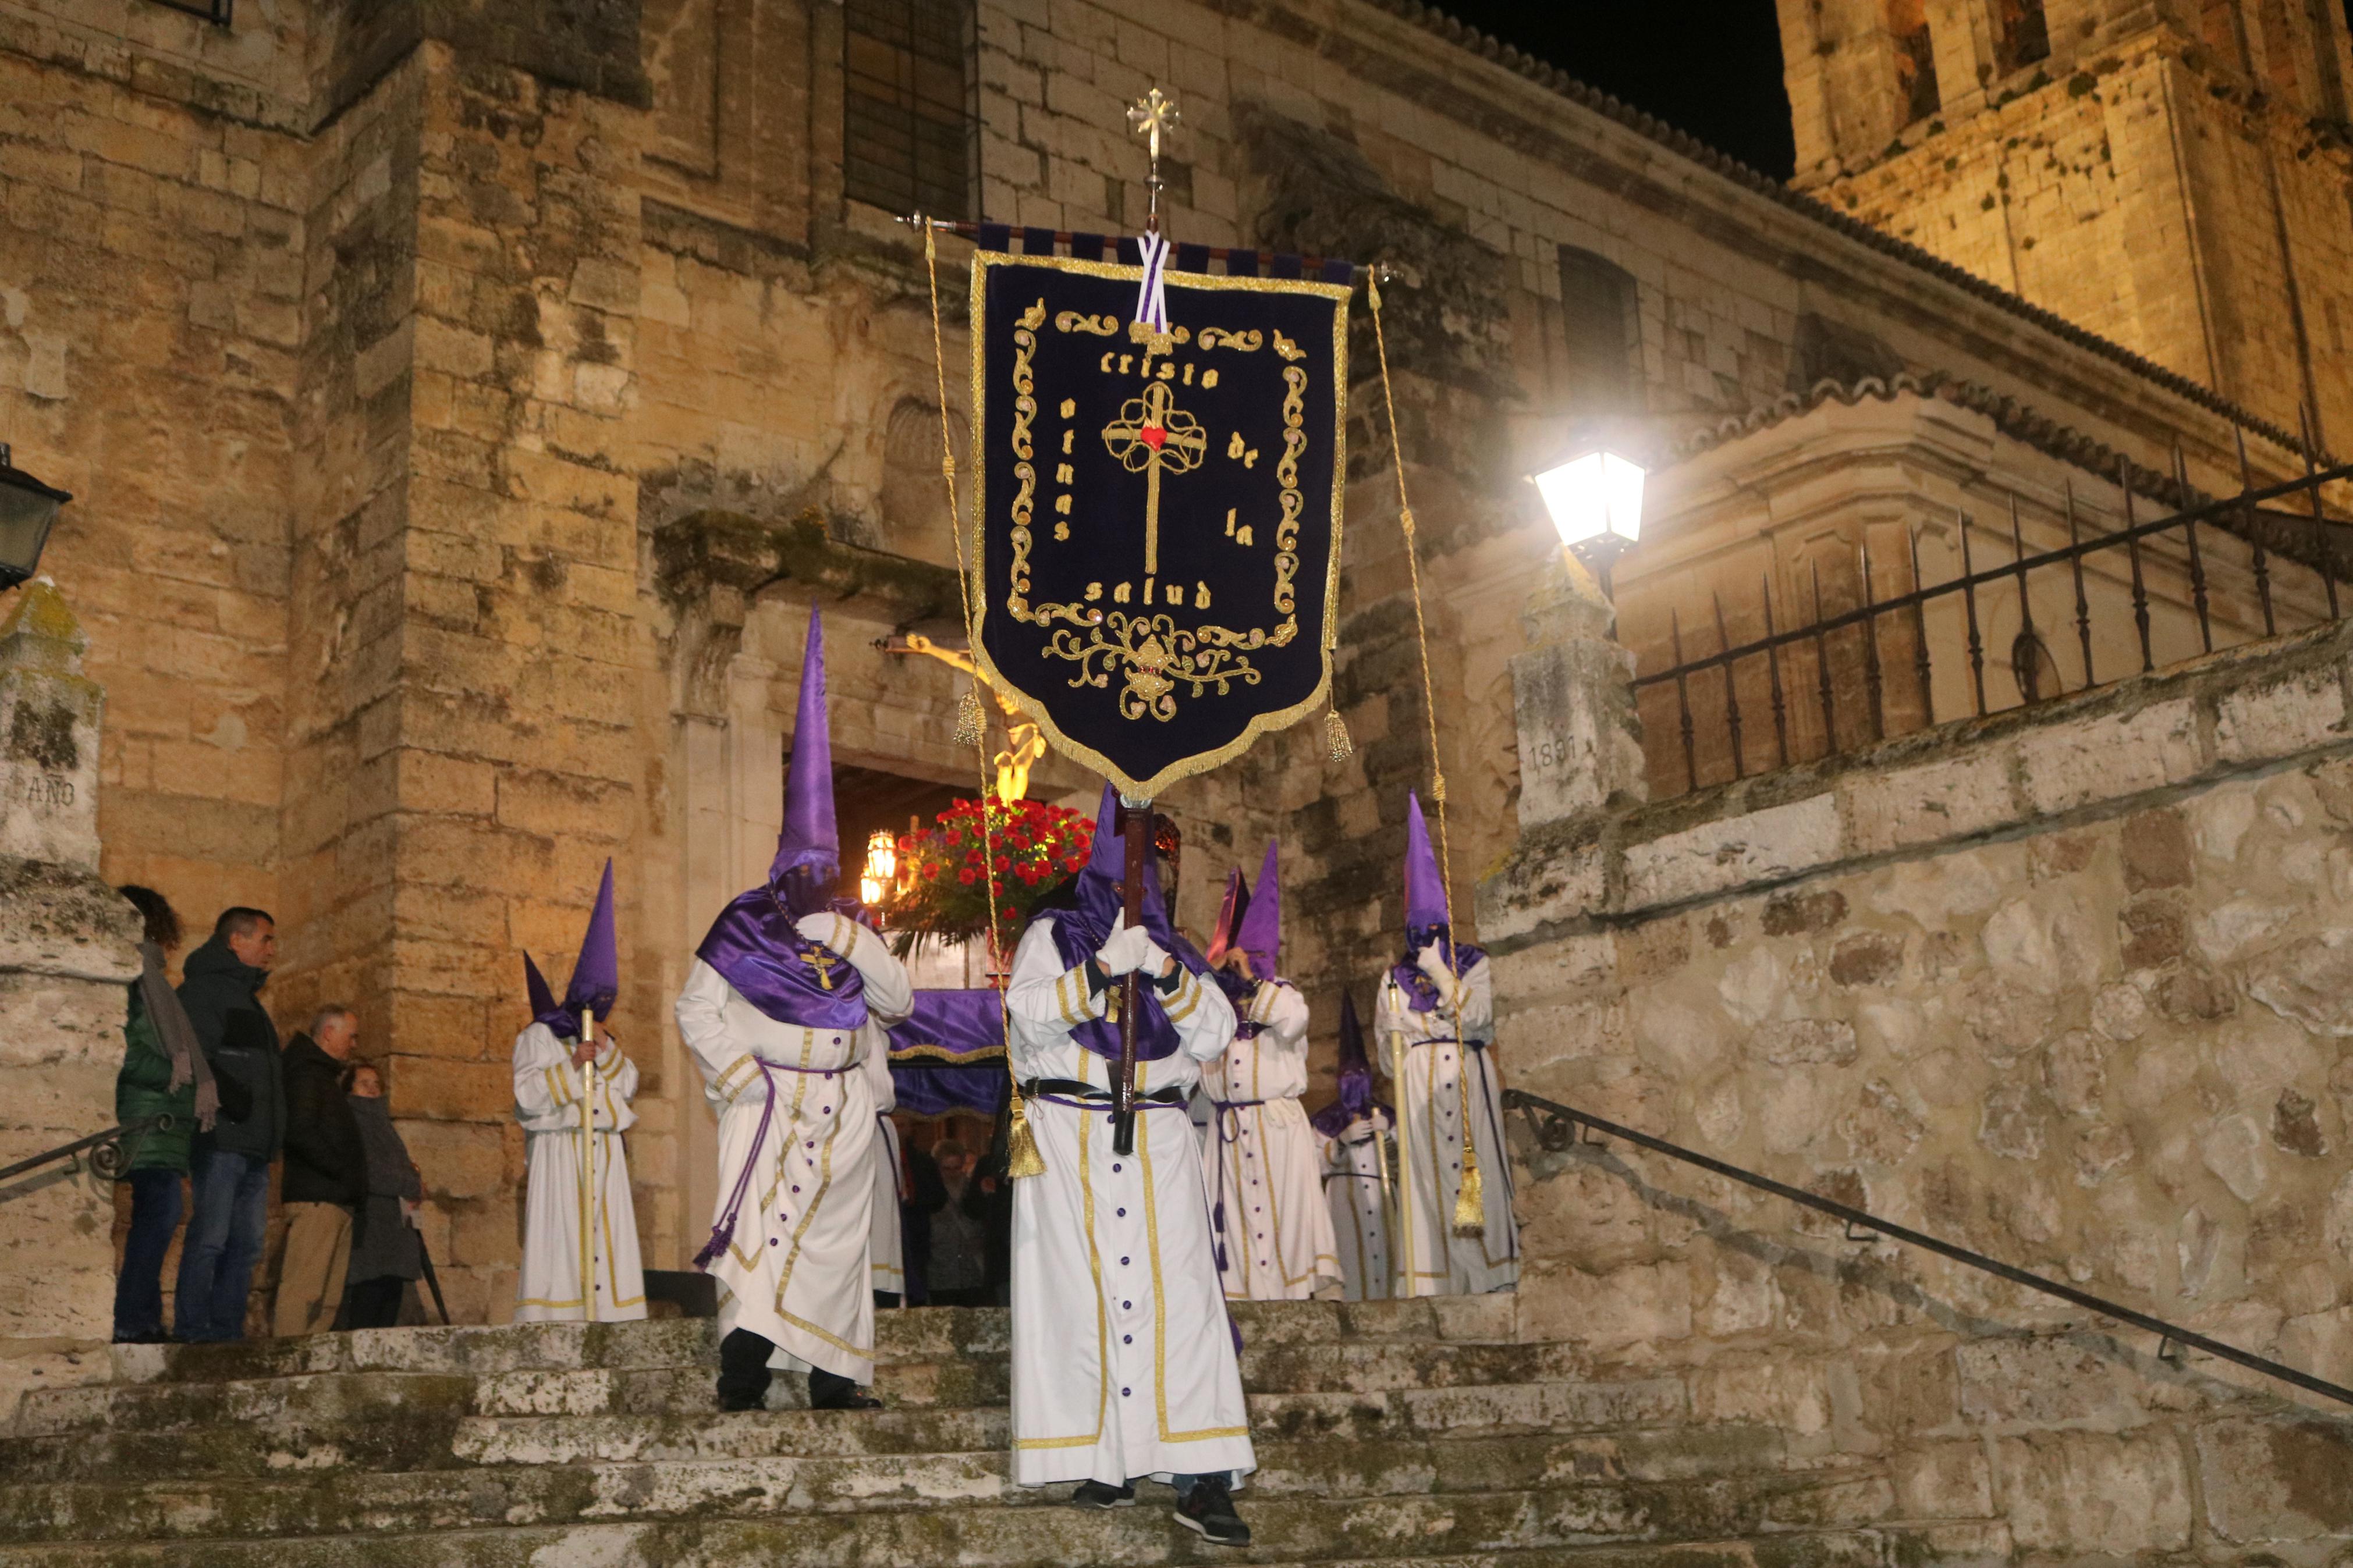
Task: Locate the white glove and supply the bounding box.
[794,912,843,951]
[1415,941,1460,1001]
[1096,915,1154,977]
[1134,936,1173,983]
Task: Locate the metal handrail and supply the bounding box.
[0,1117,169,1186]
[1502,1087,2353,1410]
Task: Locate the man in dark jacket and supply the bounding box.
[275,1006,367,1336]
[172,908,283,1343]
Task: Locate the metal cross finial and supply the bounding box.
[1127,88,1180,234]
[1127,87,1180,162]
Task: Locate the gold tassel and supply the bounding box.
[1325,704,1353,762]
[1451,1068,1485,1238]
[1006,1088,1047,1181]
[954,688,988,749]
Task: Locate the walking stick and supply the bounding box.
[1111,798,1149,1157]
[415,1233,452,1325]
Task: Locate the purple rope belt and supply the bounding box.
[691,1055,847,1273]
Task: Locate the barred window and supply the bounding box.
[843,0,977,219]
[1557,247,1641,416]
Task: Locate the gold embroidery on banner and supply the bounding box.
[1054,311,1120,336]
[1195,327,1262,352]
[968,251,1351,798]
[1045,611,1267,722]
[1273,329,1305,362]
[1007,297,1048,623]
[1273,365,1307,616]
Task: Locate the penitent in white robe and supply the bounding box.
[1319,1109,1396,1301]
[870,1086,906,1302]
[513,1025,647,1322]
[1200,979,1339,1301]
[676,913,910,1384]
[1376,954,1519,1296]
[1005,918,1252,1489]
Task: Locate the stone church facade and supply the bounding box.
[3,0,2348,1393]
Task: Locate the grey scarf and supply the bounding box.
[139,941,218,1132]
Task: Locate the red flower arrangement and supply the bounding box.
[885,795,1094,959]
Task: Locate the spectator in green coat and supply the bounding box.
[111,886,217,1345]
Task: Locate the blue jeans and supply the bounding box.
[173,1147,269,1342]
[111,1168,183,1341]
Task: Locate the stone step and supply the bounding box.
[0,1379,1711,1486]
[100,1297,1518,1389]
[0,1458,1904,1549]
[18,1342,1588,1437]
[0,1506,2008,1567]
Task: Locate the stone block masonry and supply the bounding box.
[1485,577,2353,1556]
[0,582,141,1429]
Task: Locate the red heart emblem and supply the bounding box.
[1140,425,1166,451]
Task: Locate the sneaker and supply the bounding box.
[1173,1477,1250,1545]
[1069,1479,1136,1509]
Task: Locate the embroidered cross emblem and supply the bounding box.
[1101,379,1206,575]
[801,949,841,991]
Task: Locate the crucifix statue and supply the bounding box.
[1101,381,1206,574]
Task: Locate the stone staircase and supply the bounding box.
[0,1298,2007,1566]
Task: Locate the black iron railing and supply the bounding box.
[1634,443,2353,798]
[1503,1087,2353,1410]
[0,1117,169,1188]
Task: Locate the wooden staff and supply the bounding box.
[1112,798,1150,1157]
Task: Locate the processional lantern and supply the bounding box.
[1532,443,1645,595]
[858,828,898,909]
[0,445,72,592]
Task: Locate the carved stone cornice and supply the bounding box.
[654,507,965,715]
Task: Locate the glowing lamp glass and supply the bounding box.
[1533,449,1644,553]
[864,828,897,884]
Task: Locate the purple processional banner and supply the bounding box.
[886,989,1010,1121]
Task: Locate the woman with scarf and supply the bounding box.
[1002,784,1251,1546]
[339,1061,423,1328]
[676,610,911,1412]
[1374,791,1518,1296]
[111,886,218,1344]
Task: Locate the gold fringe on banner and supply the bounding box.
[1369,271,1486,1240]
[925,221,1044,1181]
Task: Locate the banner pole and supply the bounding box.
[1112,797,1149,1157]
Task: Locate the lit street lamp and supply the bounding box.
[1531,444,1644,598]
[0,445,70,592]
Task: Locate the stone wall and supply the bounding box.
[1788,1,2353,446]
[1483,552,2353,1551]
[0,582,140,1427]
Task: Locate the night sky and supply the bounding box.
[1437,1,1798,180]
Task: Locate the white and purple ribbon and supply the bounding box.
[1134,231,1171,334]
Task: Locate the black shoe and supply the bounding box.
[1069,1480,1136,1509]
[1174,1477,1249,1545]
[716,1328,774,1411]
[807,1367,882,1410]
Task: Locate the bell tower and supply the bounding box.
[1776,0,2353,447]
